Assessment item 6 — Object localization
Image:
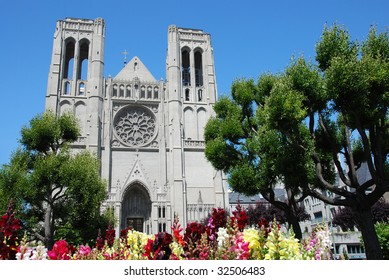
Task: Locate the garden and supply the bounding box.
[1,201,333,260]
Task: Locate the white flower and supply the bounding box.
[217,227,229,247]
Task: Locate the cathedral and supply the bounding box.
[44,17,229,234]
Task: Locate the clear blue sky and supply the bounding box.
[0,0,388,166]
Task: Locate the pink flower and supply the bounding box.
[79,245,91,256]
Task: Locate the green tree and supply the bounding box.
[375,222,389,260]
[204,76,318,240]
[0,111,107,249]
[205,24,389,259]
[304,25,389,260]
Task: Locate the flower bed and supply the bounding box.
[5,207,333,260]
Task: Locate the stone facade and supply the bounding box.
[45,18,229,234]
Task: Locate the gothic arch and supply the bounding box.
[64,38,76,80]
[75,101,86,135]
[120,182,152,232]
[194,48,204,87]
[59,100,72,115]
[197,107,207,140]
[184,107,195,139]
[181,47,191,86]
[78,39,90,80]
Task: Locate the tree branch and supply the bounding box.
[312,152,353,198]
[317,112,351,186]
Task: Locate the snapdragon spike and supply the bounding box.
[0,199,21,260]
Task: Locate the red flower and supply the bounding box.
[105,223,115,247]
[47,240,70,260]
[232,204,249,231]
[144,232,173,260]
[184,222,206,244]
[0,200,21,260]
[257,218,272,238]
[96,229,104,250]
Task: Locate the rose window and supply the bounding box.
[114,106,156,146]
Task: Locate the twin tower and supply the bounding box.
[45,18,228,234]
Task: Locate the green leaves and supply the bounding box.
[315,24,357,71]
[20,111,80,154]
[0,111,106,246]
[262,80,307,131]
[231,78,257,107]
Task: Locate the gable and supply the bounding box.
[114,56,157,82]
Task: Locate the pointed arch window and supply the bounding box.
[78,82,85,95]
[141,86,146,98]
[64,81,71,95]
[147,86,152,99]
[198,89,203,102]
[119,85,125,97]
[78,41,89,80]
[113,84,118,97]
[182,49,190,86]
[154,87,159,99]
[195,51,203,87]
[185,88,190,101]
[126,86,131,98]
[64,40,75,80]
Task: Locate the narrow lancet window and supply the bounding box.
[198,89,203,102]
[78,41,89,80]
[64,41,75,80]
[182,49,190,86]
[195,51,203,87]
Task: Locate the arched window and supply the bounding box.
[64,40,75,80]
[154,87,159,99]
[113,84,118,97]
[141,86,146,98]
[119,85,125,97]
[78,82,85,95]
[182,49,190,86]
[78,41,89,80]
[126,86,131,97]
[195,50,203,87]
[185,88,190,101]
[64,81,71,95]
[147,86,152,99]
[198,89,203,102]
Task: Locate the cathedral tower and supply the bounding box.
[166,26,226,226]
[45,18,105,156]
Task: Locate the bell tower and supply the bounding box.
[166,26,227,226]
[45,18,105,156]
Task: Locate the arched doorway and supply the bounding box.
[121,183,151,233]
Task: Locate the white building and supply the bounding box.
[44,18,229,235]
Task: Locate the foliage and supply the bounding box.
[375,222,389,260]
[204,76,316,239]
[246,202,310,227]
[332,198,389,231]
[0,111,107,249]
[205,23,389,259]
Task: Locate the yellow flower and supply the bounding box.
[243,228,260,251]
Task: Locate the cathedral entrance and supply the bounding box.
[121,183,151,233]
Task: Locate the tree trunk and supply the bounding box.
[353,208,383,260]
[286,209,303,240]
[44,203,54,250]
